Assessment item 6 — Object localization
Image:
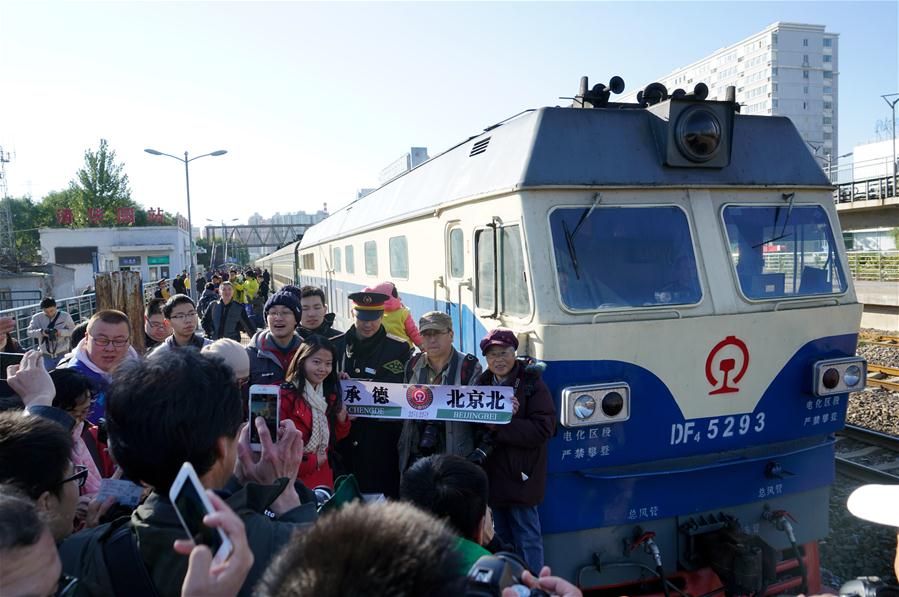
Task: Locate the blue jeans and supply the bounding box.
[492,505,544,573]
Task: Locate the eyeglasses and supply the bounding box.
[59,465,88,489]
[267,309,295,318]
[169,311,198,321]
[91,337,130,347]
[147,321,167,330]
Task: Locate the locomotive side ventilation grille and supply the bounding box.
[469,137,491,157]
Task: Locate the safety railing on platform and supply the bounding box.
[1,282,159,350]
[846,251,899,282]
[0,290,44,311]
[833,174,896,205]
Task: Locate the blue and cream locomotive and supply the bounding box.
[257,76,864,595]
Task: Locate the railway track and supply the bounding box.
[866,363,899,392]
[835,424,899,484]
[859,334,899,349]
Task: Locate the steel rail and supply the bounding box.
[835,424,899,484]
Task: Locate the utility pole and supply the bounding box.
[0,147,17,270]
[882,93,899,198]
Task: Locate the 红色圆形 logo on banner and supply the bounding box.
[342,381,514,423]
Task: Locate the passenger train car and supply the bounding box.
[256,77,864,596]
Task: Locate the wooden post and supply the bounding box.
[93,271,145,353]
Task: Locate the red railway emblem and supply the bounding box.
[705,336,750,395]
[405,385,434,410]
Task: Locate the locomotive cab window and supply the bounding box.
[475,224,530,317]
[364,241,378,276]
[723,205,847,300]
[449,228,464,278]
[549,206,701,310]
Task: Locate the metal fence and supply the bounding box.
[846,251,899,282]
[1,283,159,351]
[0,290,44,311]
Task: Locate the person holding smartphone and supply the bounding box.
[280,335,350,489]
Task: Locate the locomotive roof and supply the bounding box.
[301,105,830,246]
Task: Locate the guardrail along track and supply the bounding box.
[867,364,899,392]
[835,424,899,484]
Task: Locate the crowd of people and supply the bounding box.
[0,273,577,597]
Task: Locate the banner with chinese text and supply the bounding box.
[342,381,514,423]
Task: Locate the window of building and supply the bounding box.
[345,245,355,274]
[823,55,832,63]
[803,38,808,47]
[364,241,378,276]
[772,67,778,75]
[449,228,464,278]
[824,71,833,79]
[803,101,807,110]
[475,225,530,316]
[823,116,832,125]
[388,236,409,279]
[772,99,778,109]
[772,33,778,45]
[803,54,809,65]
[823,38,832,47]
[824,132,832,140]
[824,101,832,109]
[332,247,341,273]
[803,70,809,79]
[804,86,809,95]
[824,86,832,94]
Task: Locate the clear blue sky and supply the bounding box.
[0,1,896,224]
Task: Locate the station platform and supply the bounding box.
[855,280,899,331]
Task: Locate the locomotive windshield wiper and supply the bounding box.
[753,192,796,248]
[563,193,603,278]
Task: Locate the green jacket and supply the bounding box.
[455,536,492,576]
[59,478,316,597]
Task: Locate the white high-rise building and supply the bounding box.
[622,22,838,171]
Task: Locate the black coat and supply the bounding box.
[298,312,342,341]
[476,359,556,508]
[333,326,411,497]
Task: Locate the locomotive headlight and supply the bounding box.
[561,383,630,428]
[813,357,867,396]
[574,395,596,420]
[675,106,721,163]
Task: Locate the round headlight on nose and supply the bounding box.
[574,395,596,420]
[844,365,862,388]
[601,392,624,417]
[675,107,721,163]
[822,368,840,390]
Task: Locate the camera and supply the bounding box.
[44,328,58,343]
[419,421,442,455]
[466,552,548,597]
[840,577,899,597]
[468,429,497,465]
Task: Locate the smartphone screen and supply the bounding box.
[0,352,25,381]
[249,390,278,445]
[172,478,223,553]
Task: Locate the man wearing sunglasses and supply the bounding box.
[57,310,139,424]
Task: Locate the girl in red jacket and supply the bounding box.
[281,335,350,490]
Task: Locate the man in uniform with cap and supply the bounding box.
[334,289,411,497]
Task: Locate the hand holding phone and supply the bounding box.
[169,462,233,566]
[175,491,253,597]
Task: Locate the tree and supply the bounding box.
[5,195,43,263]
[69,139,134,226]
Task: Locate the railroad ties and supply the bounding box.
[835,424,899,484]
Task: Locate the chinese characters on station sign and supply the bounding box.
[56,208,73,225]
[53,207,170,226]
[116,207,135,225]
[342,381,514,423]
[147,208,165,223]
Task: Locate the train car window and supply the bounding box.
[333,247,342,273]
[449,228,464,278]
[345,245,355,274]
[549,206,701,310]
[301,253,315,270]
[389,236,409,279]
[475,225,530,317]
[723,205,847,300]
[364,241,378,276]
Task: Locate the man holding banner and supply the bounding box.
[397,311,483,472]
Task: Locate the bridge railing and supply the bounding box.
[834,174,896,205]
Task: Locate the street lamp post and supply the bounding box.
[144,148,227,300]
[882,94,899,198]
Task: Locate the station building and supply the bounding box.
[39,225,191,293]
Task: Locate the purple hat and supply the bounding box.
[264,291,301,322]
[479,328,518,355]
